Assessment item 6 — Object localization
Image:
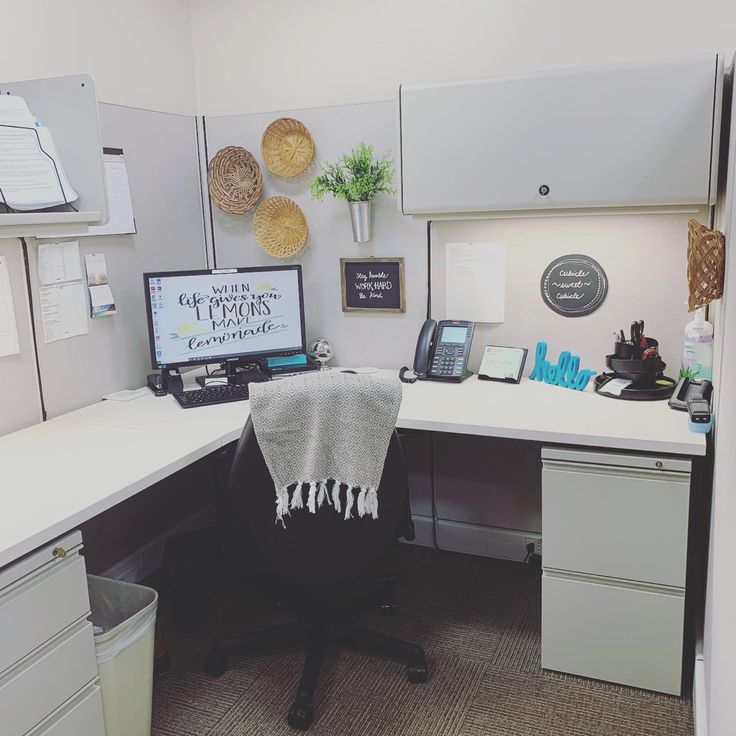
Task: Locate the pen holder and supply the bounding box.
[612,337,658,361]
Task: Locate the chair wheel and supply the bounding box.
[407,659,428,683]
[203,651,229,677]
[287,702,314,730]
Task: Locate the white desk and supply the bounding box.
[0,371,704,570]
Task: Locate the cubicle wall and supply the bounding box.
[28,104,207,418]
[204,101,428,369]
[0,238,42,435]
[431,213,699,376]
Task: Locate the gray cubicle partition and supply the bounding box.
[28,104,207,418]
[0,238,42,434]
[204,101,428,369]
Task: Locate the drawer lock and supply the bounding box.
[52,546,68,559]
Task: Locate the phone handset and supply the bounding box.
[400,319,437,384]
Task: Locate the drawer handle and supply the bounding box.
[655,461,664,470]
[52,546,68,559]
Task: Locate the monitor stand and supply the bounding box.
[195,358,269,388]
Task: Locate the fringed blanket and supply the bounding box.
[248,371,402,526]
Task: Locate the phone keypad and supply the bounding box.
[431,346,466,377]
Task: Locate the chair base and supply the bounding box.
[204,621,427,730]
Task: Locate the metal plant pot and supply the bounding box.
[348,200,374,243]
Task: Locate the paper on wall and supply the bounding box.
[445,242,507,323]
[38,241,83,285]
[37,241,89,342]
[39,281,88,343]
[0,256,20,357]
[84,252,116,318]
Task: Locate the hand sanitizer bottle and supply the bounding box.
[681,308,714,380]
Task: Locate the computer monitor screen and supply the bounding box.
[143,265,306,369]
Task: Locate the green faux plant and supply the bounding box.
[309,144,395,203]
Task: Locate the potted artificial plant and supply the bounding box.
[309,143,395,242]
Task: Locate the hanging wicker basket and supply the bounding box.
[207,146,263,214]
[261,118,315,177]
[253,196,308,258]
[687,218,725,311]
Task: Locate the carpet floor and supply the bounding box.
[151,545,694,736]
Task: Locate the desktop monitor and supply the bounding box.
[143,265,307,370]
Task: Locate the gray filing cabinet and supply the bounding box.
[541,448,691,695]
[0,531,105,736]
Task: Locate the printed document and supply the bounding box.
[0,95,78,210]
[445,242,507,323]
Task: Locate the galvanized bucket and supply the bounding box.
[349,200,374,242]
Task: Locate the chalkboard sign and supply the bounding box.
[340,258,405,313]
[540,254,608,317]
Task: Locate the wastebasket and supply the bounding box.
[87,575,159,736]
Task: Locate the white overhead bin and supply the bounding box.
[398,55,723,217]
[0,74,108,238]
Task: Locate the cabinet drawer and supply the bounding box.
[0,555,90,673]
[0,621,98,736]
[28,684,105,736]
[542,457,690,586]
[541,572,684,694]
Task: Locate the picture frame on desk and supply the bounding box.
[478,345,528,384]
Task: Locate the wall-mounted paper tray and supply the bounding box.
[0,211,103,239]
[0,74,108,239]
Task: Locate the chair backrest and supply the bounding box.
[224,417,410,586]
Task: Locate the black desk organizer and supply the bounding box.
[595,337,677,401]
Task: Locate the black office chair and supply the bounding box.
[203,417,427,730]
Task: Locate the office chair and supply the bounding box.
[203,417,427,730]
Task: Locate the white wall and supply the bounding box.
[190,0,736,115]
[1,0,196,114]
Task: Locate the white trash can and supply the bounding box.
[87,575,159,736]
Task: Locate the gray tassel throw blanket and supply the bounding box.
[249,371,402,526]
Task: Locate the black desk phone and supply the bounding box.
[400,319,475,384]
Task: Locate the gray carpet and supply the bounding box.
[152,546,694,736]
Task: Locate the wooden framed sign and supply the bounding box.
[340,258,405,313]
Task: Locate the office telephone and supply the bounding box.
[400,319,475,383]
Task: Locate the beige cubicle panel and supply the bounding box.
[204,100,428,370]
[27,104,207,418]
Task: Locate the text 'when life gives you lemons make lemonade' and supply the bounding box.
[172,282,289,356]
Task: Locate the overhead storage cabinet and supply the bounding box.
[399,55,722,215]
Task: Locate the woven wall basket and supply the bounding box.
[253,196,308,258]
[261,118,315,177]
[687,218,725,311]
[208,146,263,214]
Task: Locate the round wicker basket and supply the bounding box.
[261,118,315,177]
[253,197,308,258]
[207,146,263,214]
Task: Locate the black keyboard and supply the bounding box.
[172,384,250,408]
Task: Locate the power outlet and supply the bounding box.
[525,537,542,557]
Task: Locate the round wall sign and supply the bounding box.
[540,254,608,317]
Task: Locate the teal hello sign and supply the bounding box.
[528,341,596,391]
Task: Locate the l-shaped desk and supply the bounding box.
[0,370,706,696]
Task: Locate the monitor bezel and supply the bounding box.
[142,265,307,370]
